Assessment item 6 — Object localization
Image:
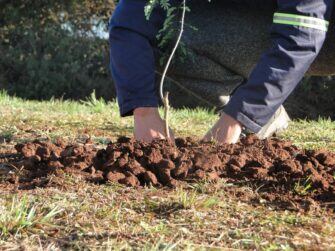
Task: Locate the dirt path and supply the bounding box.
[1,135,334,211]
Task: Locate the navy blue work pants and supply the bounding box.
[109,0,333,132]
[109,0,165,116]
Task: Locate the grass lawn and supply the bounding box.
[0,91,335,250]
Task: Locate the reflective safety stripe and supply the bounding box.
[273,12,329,32]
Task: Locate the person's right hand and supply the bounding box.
[134,107,175,143]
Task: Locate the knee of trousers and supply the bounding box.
[108,0,165,42]
[273,0,333,52]
[272,12,330,55]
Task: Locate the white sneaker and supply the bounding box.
[256,105,291,139]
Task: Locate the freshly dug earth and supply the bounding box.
[1,135,335,210]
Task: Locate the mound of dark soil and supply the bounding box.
[2,135,335,210]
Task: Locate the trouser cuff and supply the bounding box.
[223,105,262,133]
[120,98,159,117]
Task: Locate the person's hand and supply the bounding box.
[203,112,242,144]
[134,107,175,142]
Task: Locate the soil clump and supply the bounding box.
[1,135,335,211]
